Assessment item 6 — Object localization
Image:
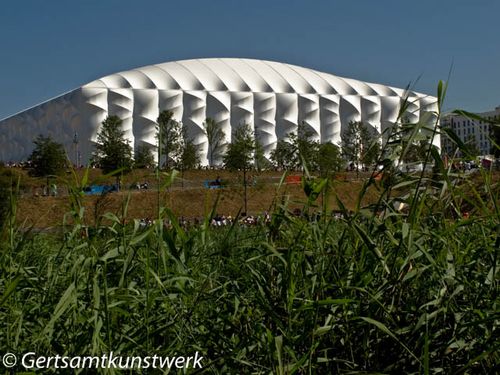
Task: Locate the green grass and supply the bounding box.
[0,83,499,374]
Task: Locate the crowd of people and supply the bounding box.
[33,183,58,197]
[450,160,479,171]
[137,211,275,230]
[135,210,349,231]
[3,161,30,168]
[209,212,272,227]
[131,181,149,190]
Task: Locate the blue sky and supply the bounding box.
[0,0,499,120]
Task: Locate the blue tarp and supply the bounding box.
[204,180,222,189]
[83,184,118,195]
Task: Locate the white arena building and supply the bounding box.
[0,58,439,165]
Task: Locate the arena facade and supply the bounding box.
[0,58,439,165]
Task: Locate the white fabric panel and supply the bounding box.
[160,62,204,91]
[0,58,440,163]
[319,75,356,96]
[340,95,362,134]
[230,92,254,132]
[319,95,340,144]
[266,61,316,94]
[275,93,298,140]
[369,83,399,97]
[254,92,277,157]
[182,91,207,163]
[245,60,294,93]
[361,96,382,133]
[206,91,231,164]
[140,65,181,90]
[177,60,228,92]
[120,70,156,89]
[419,96,440,147]
[133,89,158,147]
[158,90,183,122]
[342,78,378,96]
[101,74,131,88]
[380,96,401,134]
[403,94,420,123]
[108,89,134,149]
[288,65,336,94]
[81,87,108,144]
[206,91,231,134]
[221,59,272,92]
[200,59,250,92]
[298,94,320,142]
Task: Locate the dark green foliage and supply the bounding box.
[0,179,12,229]
[294,122,321,171]
[361,129,381,167]
[134,143,155,169]
[224,124,256,213]
[270,139,296,170]
[178,140,199,170]
[157,110,182,168]
[270,122,320,171]
[0,166,498,373]
[341,121,366,170]
[93,115,133,174]
[0,191,8,228]
[223,124,255,172]
[204,117,226,166]
[402,139,429,163]
[177,128,200,171]
[341,121,380,172]
[28,135,67,177]
[317,142,343,177]
[253,139,270,171]
[0,84,498,373]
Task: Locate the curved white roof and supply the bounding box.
[84,58,410,97]
[0,57,439,164]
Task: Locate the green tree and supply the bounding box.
[317,142,343,178]
[177,128,200,171]
[295,122,320,171]
[93,115,133,174]
[223,124,255,214]
[361,131,381,168]
[157,110,182,169]
[134,143,155,169]
[271,122,320,171]
[341,121,377,175]
[179,140,200,171]
[224,124,255,171]
[28,135,67,177]
[401,139,429,164]
[254,140,270,171]
[204,118,226,166]
[270,140,296,170]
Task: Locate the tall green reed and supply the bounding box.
[0,82,498,373]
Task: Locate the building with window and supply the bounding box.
[441,106,500,157]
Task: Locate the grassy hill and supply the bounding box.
[0,167,381,228]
